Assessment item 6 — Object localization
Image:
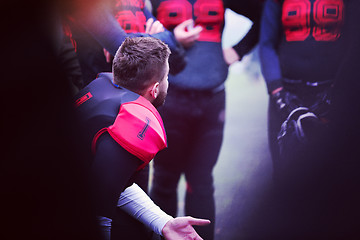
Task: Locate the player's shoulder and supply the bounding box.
[74,73,112,105]
[74,72,139,109]
[107,95,167,163]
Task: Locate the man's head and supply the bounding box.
[113,37,170,107]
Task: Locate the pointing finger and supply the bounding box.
[151,20,165,34]
[145,18,155,33]
[187,217,211,226]
[194,235,204,240]
[178,19,194,30]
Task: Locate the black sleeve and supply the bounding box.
[258,0,283,93]
[224,0,264,59]
[90,133,143,219]
[149,0,160,16]
[58,33,84,90]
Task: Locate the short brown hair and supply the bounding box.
[112,37,170,94]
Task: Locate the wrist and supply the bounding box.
[158,214,174,236]
[271,87,283,96]
[267,79,283,95]
[161,218,174,237]
[117,184,174,236]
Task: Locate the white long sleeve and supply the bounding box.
[117,183,174,235]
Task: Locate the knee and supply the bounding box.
[186,179,214,197]
[152,170,180,193]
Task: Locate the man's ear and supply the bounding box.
[149,82,160,99]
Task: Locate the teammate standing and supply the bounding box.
[259,0,348,182]
[254,1,360,238]
[149,1,263,239]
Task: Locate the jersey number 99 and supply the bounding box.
[157,0,224,43]
[282,0,344,42]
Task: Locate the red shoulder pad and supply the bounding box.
[95,96,167,170]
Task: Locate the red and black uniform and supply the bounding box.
[254,1,360,238]
[148,1,263,239]
[260,0,347,93]
[151,0,261,90]
[67,0,184,85]
[75,73,167,239]
[260,0,349,178]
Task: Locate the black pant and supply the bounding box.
[150,88,226,240]
[267,84,331,182]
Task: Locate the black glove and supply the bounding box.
[309,87,332,119]
[277,107,327,161]
[277,107,320,145]
[271,88,303,119]
[276,107,328,184]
